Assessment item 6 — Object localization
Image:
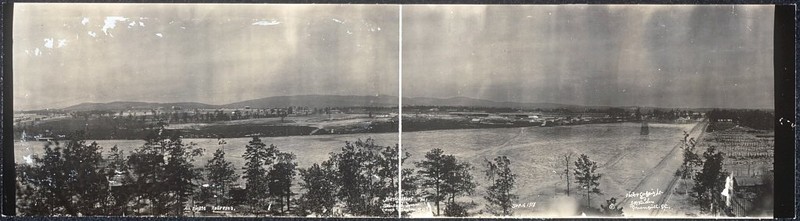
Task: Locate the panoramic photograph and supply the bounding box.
[13,3,400,217]
[400,5,775,218]
[10,3,780,219]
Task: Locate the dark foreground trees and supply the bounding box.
[127,129,204,216]
[17,129,205,216]
[242,137,278,215]
[202,148,239,206]
[330,139,399,217]
[268,152,297,214]
[296,139,401,217]
[16,134,110,216]
[18,129,407,217]
[415,148,476,216]
[691,146,729,215]
[573,154,602,207]
[676,132,702,193]
[296,161,338,217]
[483,156,518,216]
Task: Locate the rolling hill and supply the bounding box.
[224,95,398,108]
[62,101,220,111]
[60,95,597,111]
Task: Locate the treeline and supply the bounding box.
[705,109,774,131]
[17,114,398,140]
[60,106,396,123]
[16,129,401,217]
[15,118,321,140]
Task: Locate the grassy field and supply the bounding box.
[401,122,698,217]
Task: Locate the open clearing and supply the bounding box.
[401,122,699,217]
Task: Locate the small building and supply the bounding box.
[450,112,490,118]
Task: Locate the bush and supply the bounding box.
[444,202,468,217]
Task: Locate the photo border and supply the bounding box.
[0,1,795,218]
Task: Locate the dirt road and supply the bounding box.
[618,120,708,217]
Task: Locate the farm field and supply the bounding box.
[165,113,393,130]
[401,122,701,217]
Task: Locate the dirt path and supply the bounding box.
[472,127,527,158]
[618,120,708,217]
[649,120,710,216]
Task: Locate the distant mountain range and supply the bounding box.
[59,95,727,112]
[62,101,219,112]
[402,96,581,109]
[62,95,399,111]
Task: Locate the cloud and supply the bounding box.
[102,16,128,36]
[252,19,281,26]
[81,17,89,26]
[57,39,67,48]
[43,38,53,49]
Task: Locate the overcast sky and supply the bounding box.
[15,5,775,110]
[403,5,774,109]
[14,4,399,110]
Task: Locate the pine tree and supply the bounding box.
[267,151,297,215]
[573,154,601,207]
[401,152,419,217]
[691,146,728,215]
[483,156,518,216]
[163,134,204,215]
[415,148,447,216]
[677,132,702,193]
[106,145,136,215]
[415,148,475,216]
[15,133,110,216]
[378,144,402,216]
[297,161,338,217]
[203,148,239,206]
[329,138,393,216]
[241,137,278,215]
[127,129,203,216]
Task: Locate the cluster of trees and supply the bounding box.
[17,130,206,216]
[296,139,401,217]
[407,149,523,217]
[649,109,696,121]
[405,148,610,217]
[16,128,402,217]
[690,146,730,215]
[675,132,734,216]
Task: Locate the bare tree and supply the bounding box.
[561,152,576,196]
